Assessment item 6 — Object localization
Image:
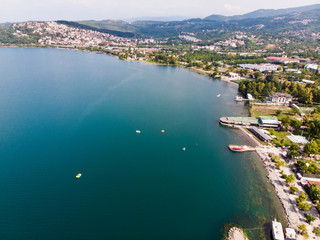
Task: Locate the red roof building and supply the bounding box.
[266,57,299,64]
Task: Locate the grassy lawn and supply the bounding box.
[250,105,300,120]
[268,129,293,147]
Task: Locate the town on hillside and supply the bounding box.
[1,17,320,239]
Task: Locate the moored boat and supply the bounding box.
[229,145,255,152]
[234,95,243,102]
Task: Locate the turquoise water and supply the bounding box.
[0,47,284,240]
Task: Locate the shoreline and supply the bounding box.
[226,227,249,240]
[0,44,239,87]
[232,126,320,239]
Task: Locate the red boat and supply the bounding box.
[229,145,255,152]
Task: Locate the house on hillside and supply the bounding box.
[304,63,318,72]
[268,93,292,105]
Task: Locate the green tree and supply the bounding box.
[297,192,308,203]
[290,186,299,194]
[290,143,300,151]
[304,141,319,156]
[309,184,320,202]
[204,63,212,71]
[310,119,320,138]
[275,109,282,116]
[254,72,262,79]
[290,119,302,130]
[317,203,320,213]
[288,150,299,159]
[286,174,296,185]
[313,227,320,236]
[304,214,315,224]
[298,202,311,211]
[298,224,307,234]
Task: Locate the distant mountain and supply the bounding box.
[57,20,135,38]
[77,20,138,33]
[0,22,14,27]
[205,3,320,21]
[56,4,320,38]
[124,16,189,22]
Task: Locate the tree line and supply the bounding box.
[239,78,320,104]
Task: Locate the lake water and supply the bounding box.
[0,47,284,240]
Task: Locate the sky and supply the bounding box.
[0,0,319,22]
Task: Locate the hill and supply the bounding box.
[55,4,320,38]
[77,20,138,33]
[205,4,320,21]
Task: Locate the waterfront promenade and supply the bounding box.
[232,126,320,239]
[256,145,320,239]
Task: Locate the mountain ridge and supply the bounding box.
[205,3,320,21]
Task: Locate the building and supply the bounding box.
[229,72,240,80]
[247,93,254,101]
[269,93,292,105]
[272,219,284,240]
[266,56,299,64]
[258,116,279,128]
[286,68,301,74]
[239,63,278,72]
[304,63,318,72]
[287,134,309,144]
[219,116,279,128]
[285,228,296,240]
[249,127,272,142]
[302,79,315,84]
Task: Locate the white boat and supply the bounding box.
[182,147,186,151]
[161,130,165,133]
[217,94,221,97]
[136,130,141,134]
[234,96,243,102]
[76,173,82,179]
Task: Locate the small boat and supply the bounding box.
[161,130,165,133]
[234,96,243,102]
[182,147,186,151]
[228,145,255,152]
[76,173,82,179]
[136,130,141,134]
[217,94,221,97]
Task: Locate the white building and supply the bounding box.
[269,93,292,105]
[229,72,240,80]
[239,63,278,72]
[272,219,284,240]
[247,93,254,101]
[305,63,318,72]
[302,79,315,84]
[285,228,296,240]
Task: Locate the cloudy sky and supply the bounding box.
[1,0,319,22]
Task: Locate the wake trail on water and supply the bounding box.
[69,70,142,134]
